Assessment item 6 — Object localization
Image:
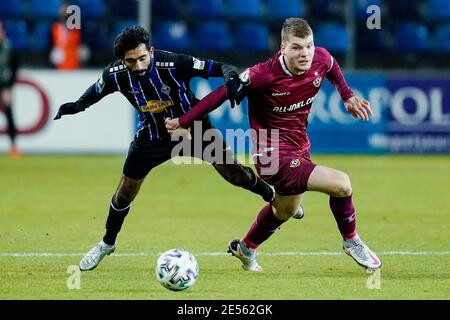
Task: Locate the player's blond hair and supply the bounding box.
[281,18,313,43]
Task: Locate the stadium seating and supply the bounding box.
[314,23,349,52]
[309,0,345,21]
[426,0,450,20]
[71,0,105,19]
[4,20,28,50]
[153,21,191,51]
[29,0,62,19]
[433,24,450,51]
[152,0,184,19]
[389,0,423,20]
[395,23,429,52]
[29,22,52,53]
[187,0,225,19]
[233,23,269,51]
[0,0,22,19]
[110,0,138,19]
[266,0,304,20]
[82,21,111,51]
[226,0,262,18]
[193,22,232,50]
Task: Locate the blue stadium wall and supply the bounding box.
[137,74,450,154]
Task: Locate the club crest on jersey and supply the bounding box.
[313,77,322,88]
[161,84,171,96]
[290,158,301,168]
[140,100,173,113]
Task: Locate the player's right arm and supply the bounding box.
[53,65,118,120]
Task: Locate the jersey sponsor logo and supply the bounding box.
[313,77,322,88]
[272,96,316,113]
[140,100,173,113]
[193,57,205,70]
[290,158,301,168]
[272,92,291,96]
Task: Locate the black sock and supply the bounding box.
[4,107,17,145]
[103,199,131,246]
[243,167,274,203]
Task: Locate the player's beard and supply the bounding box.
[132,69,148,79]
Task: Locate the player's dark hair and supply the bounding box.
[281,18,313,43]
[113,26,151,59]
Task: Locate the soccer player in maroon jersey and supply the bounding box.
[165,18,382,272]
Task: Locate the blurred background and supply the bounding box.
[0,0,449,155]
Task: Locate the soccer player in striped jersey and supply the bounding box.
[54,26,276,271]
[165,18,382,272]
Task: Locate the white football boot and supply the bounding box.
[79,240,116,271]
[343,238,382,271]
[227,239,263,272]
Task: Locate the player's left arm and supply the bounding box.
[326,56,373,121]
[176,54,240,107]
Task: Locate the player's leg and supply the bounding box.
[307,165,382,270]
[195,119,275,202]
[79,135,171,271]
[0,88,19,156]
[228,193,304,272]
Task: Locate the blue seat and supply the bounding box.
[226,0,262,18]
[29,22,52,53]
[187,0,224,18]
[234,23,269,51]
[71,0,105,19]
[193,22,231,50]
[433,24,450,51]
[153,21,190,51]
[309,0,345,20]
[0,0,22,18]
[427,0,450,19]
[389,0,422,20]
[29,0,62,19]
[314,24,349,52]
[395,23,429,52]
[5,20,28,49]
[267,0,304,19]
[110,0,138,19]
[152,0,183,18]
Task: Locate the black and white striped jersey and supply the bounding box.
[93,50,225,140]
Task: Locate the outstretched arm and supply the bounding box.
[326,58,373,121]
[165,85,228,132]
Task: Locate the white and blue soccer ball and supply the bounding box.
[155,248,199,291]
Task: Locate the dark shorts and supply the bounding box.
[254,151,317,196]
[123,118,232,180]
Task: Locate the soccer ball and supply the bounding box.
[155,248,199,291]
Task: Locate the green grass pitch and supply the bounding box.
[0,154,449,299]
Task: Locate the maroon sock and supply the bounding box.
[243,204,286,249]
[329,195,357,238]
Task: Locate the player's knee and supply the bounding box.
[335,172,352,197]
[273,205,297,220]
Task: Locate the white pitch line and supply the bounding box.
[0,251,449,257]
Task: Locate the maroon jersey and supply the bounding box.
[244,47,353,155]
[179,47,353,156]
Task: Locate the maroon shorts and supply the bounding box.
[254,152,317,196]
